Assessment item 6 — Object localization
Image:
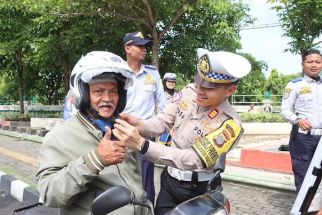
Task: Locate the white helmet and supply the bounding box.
[69,51,133,115]
[163,73,177,81]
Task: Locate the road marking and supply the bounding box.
[0,146,37,167]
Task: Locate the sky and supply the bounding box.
[239,0,302,77]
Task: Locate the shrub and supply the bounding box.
[239,112,286,123]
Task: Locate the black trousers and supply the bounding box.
[289,126,321,192]
[154,168,220,215]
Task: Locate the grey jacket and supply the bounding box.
[35,112,147,215]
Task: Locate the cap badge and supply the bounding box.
[135,32,144,38]
[198,55,210,74]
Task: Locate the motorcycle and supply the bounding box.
[92,153,230,215]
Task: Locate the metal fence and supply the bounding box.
[0,105,63,118]
[231,94,283,106]
[0,95,284,117]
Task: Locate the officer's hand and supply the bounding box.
[316,210,322,215]
[119,113,143,130]
[113,119,144,151]
[97,127,126,165]
[298,119,312,131]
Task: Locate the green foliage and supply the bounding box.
[159,0,253,80]
[239,112,287,123]
[267,0,322,54]
[0,112,29,121]
[235,53,267,102]
[0,0,254,105]
[175,73,193,91]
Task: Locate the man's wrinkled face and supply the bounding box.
[194,83,236,108]
[89,82,119,118]
[302,53,322,78]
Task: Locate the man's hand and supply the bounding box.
[119,113,144,130]
[97,127,125,165]
[113,119,145,151]
[298,118,313,131]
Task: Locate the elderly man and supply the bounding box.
[36,51,147,215]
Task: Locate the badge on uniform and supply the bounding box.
[178,100,188,111]
[299,86,312,95]
[208,109,218,119]
[144,74,156,85]
[192,118,243,168]
[283,88,292,99]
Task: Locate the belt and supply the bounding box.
[167,166,214,182]
[310,129,322,136]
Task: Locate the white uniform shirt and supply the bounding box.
[281,75,322,128]
[123,64,165,119]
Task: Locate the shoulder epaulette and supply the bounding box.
[291,78,302,83]
[144,65,157,70]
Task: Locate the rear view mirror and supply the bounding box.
[92,186,132,215]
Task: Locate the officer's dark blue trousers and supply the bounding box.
[154,168,219,215]
[139,153,155,205]
[289,128,321,192]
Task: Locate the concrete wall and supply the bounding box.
[30,118,64,130]
[243,123,291,135]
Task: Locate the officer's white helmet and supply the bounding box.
[69,51,133,113]
[163,73,177,81]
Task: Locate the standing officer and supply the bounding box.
[113,48,251,214]
[123,31,166,204]
[281,49,322,192]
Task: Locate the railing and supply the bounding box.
[231,94,283,106]
[0,95,284,116]
[0,105,63,118]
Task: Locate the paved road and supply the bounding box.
[154,167,296,215]
[0,134,296,215]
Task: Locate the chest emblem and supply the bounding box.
[144,74,156,85]
[299,86,312,95]
[178,100,189,111]
[201,119,212,132]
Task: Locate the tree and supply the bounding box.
[159,0,253,80]
[236,53,267,97]
[2,0,252,105]
[268,0,322,56]
[0,3,35,113]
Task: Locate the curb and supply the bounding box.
[222,171,296,192]
[0,129,43,143]
[0,171,41,205]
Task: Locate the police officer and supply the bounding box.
[281,49,322,192]
[123,31,166,204]
[163,73,177,103]
[113,48,251,214]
